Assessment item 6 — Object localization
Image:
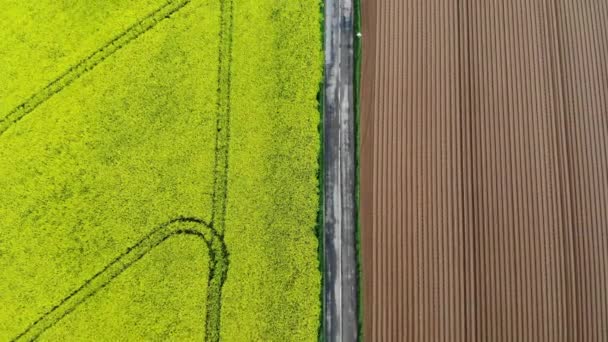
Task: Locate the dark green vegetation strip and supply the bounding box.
[354,0,363,338]
[317,1,326,341]
[0,0,191,136]
[4,0,233,340]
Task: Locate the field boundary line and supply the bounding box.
[11,217,227,342]
[0,0,191,136]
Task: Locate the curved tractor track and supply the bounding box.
[12,218,228,342]
[4,0,235,341]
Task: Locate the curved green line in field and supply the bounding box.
[12,217,228,342]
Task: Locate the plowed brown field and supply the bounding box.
[360,0,608,341]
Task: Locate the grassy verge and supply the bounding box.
[318,0,326,341]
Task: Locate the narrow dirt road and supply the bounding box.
[324,0,358,341]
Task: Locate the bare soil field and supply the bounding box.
[360,0,608,341]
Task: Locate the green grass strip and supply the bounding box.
[318,0,326,340]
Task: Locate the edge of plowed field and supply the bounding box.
[354,0,362,339]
